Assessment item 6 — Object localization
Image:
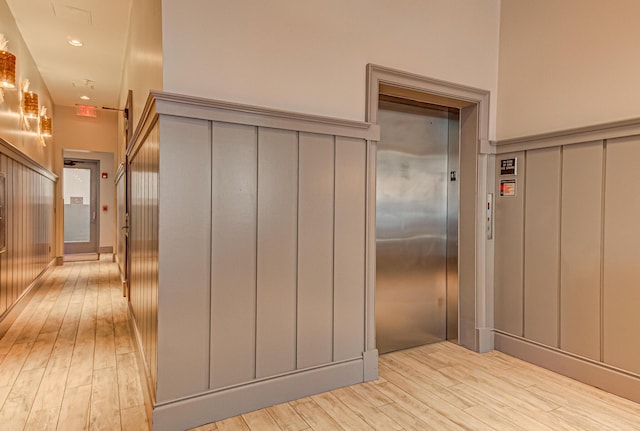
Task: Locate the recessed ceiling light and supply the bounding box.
[68,39,83,47]
[80,95,90,100]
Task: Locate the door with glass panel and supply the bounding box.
[63,159,99,254]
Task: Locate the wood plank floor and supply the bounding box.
[194,342,640,431]
[2,257,640,431]
[0,256,147,431]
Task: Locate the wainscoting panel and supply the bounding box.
[255,128,298,379]
[128,120,160,402]
[156,116,212,402]
[494,151,525,336]
[0,144,55,326]
[333,136,366,362]
[210,122,258,390]
[495,122,640,408]
[127,92,379,430]
[297,132,335,370]
[560,142,603,361]
[523,147,561,348]
[603,136,640,375]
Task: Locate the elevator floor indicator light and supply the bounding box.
[500,179,517,197]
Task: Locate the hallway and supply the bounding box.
[2,258,640,431]
[0,256,147,431]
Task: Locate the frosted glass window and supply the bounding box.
[63,167,91,242]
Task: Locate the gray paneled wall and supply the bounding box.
[129,93,378,430]
[210,122,259,389]
[115,164,126,281]
[207,126,367,391]
[494,151,525,335]
[255,128,298,379]
[603,136,640,375]
[333,137,366,362]
[495,137,640,375]
[0,151,55,320]
[523,147,560,347]
[128,122,159,396]
[560,142,602,360]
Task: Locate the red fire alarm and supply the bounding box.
[102,205,108,212]
[101,172,108,179]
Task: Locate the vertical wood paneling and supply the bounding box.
[210,122,258,389]
[523,147,561,347]
[297,133,335,369]
[255,128,298,378]
[115,169,126,278]
[129,122,160,396]
[494,151,525,335]
[6,160,14,310]
[560,141,602,361]
[156,116,211,401]
[150,127,159,393]
[603,136,640,374]
[18,164,24,301]
[0,155,6,316]
[15,164,22,302]
[0,151,54,323]
[333,137,366,361]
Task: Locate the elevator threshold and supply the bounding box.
[64,252,99,262]
[379,340,459,357]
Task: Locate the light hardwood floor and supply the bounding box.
[2,257,640,431]
[193,341,640,431]
[0,256,147,431]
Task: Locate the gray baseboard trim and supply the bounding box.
[363,349,379,381]
[494,331,640,404]
[477,327,494,353]
[99,246,114,254]
[152,359,365,431]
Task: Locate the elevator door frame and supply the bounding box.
[366,64,492,354]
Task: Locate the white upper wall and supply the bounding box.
[0,0,54,170]
[118,0,162,163]
[162,0,501,139]
[497,0,640,140]
[54,106,118,153]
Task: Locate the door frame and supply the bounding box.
[366,64,494,353]
[63,158,100,255]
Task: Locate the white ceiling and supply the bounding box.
[6,0,132,109]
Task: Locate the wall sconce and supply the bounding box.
[0,34,16,104]
[0,49,15,89]
[39,106,52,137]
[40,116,52,136]
[22,91,39,118]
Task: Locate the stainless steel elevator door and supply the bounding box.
[376,101,458,354]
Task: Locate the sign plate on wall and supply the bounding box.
[500,179,517,197]
[500,158,517,175]
[76,104,97,118]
